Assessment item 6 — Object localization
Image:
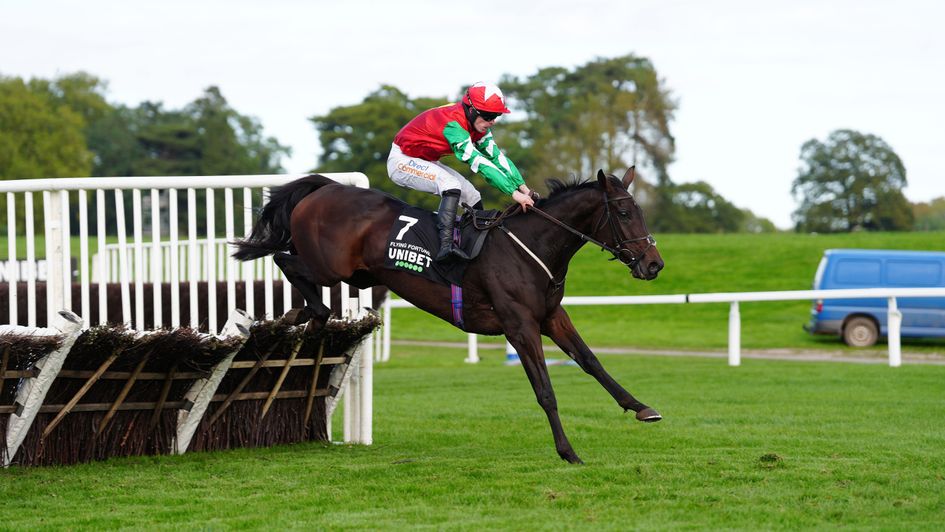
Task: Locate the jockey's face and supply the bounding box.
[473,115,496,133]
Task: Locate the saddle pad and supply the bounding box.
[383,205,467,286]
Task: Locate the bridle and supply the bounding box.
[528,188,656,271]
[469,185,656,290]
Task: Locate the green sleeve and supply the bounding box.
[443,121,523,195]
[475,130,525,188]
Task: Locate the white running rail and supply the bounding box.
[381,287,945,367]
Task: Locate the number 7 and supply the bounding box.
[396,215,419,240]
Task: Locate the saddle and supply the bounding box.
[382,204,504,286]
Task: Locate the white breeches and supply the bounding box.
[387,144,481,206]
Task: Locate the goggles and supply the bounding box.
[476,109,501,122]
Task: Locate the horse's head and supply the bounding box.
[594,167,664,280]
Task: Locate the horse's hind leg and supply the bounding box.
[542,306,661,422]
[273,253,331,325]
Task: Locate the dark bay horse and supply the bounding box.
[234,167,664,463]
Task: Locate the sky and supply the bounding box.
[2,0,943,229]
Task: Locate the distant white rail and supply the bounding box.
[381,288,945,367]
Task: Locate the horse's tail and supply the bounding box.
[231,174,336,261]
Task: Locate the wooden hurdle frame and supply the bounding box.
[1,172,376,466]
[2,306,378,467]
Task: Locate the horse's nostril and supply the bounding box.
[649,262,662,274]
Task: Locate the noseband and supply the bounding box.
[594,190,656,269]
[529,188,655,271]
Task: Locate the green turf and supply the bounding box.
[1,346,943,529]
[388,231,945,354]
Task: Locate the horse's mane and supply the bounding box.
[534,177,598,208]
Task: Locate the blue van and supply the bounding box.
[805,249,945,346]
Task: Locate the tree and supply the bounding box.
[25,72,141,178]
[187,86,288,175]
[0,75,91,180]
[739,209,778,233]
[499,55,677,224]
[913,197,945,231]
[123,88,290,234]
[2,75,289,235]
[131,102,202,176]
[27,72,111,128]
[130,87,289,177]
[86,103,147,177]
[792,129,913,232]
[658,181,745,233]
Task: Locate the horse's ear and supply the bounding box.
[622,166,636,188]
[597,169,608,188]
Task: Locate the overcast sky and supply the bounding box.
[3,0,943,228]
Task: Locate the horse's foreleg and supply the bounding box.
[542,306,661,422]
[273,253,331,326]
[504,316,583,464]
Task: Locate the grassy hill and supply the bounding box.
[389,231,945,352]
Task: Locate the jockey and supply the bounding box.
[387,81,535,261]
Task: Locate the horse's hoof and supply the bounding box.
[561,453,584,465]
[635,408,662,422]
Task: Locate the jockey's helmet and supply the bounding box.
[462,82,511,115]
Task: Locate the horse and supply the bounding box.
[233,167,664,464]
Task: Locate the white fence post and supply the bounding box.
[888,297,902,367]
[465,333,479,363]
[728,301,741,366]
[358,288,373,445]
[505,341,518,365]
[150,188,162,328]
[25,192,36,327]
[6,192,18,326]
[42,191,64,326]
[59,190,72,314]
[96,190,108,325]
[187,188,199,328]
[132,189,145,330]
[341,290,358,443]
[382,297,392,362]
[206,188,217,334]
[114,190,132,327]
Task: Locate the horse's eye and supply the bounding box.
[618,210,630,218]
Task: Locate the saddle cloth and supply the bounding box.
[382,205,494,286]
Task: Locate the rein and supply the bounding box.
[528,189,655,269]
[466,188,655,291]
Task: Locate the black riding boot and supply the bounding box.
[435,190,467,261]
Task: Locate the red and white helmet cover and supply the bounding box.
[462,82,511,114]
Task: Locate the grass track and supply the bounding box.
[2,346,943,529]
